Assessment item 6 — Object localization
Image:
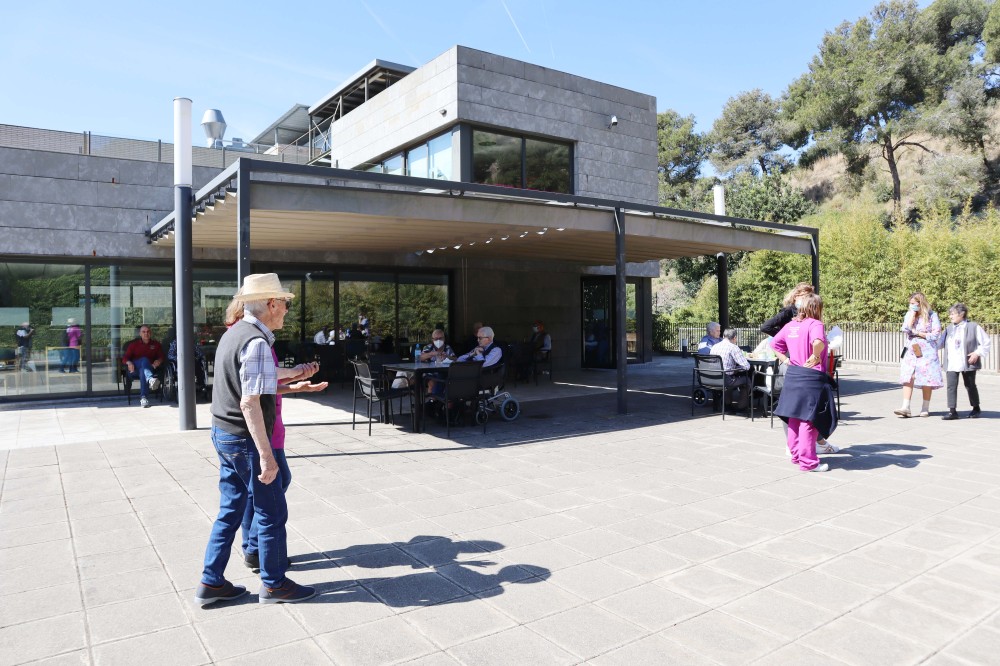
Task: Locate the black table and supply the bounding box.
[382,361,453,432]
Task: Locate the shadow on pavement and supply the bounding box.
[836,442,932,470]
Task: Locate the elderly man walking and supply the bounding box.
[195,273,317,606]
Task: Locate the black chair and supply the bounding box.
[530,349,553,385]
[426,361,483,436]
[509,343,533,387]
[342,339,368,388]
[121,360,166,405]
[750,359,781,428]
[350,359,413,436]
[691,354,747,420]
[830,355,842,418]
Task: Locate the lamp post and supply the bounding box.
[174,98,196,430]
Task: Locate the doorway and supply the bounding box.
[581,276,645,369]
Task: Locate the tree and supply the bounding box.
[656,110,709,205]
[785,1,960,213]
[926,75,996,172]
[709,89,789,176]
[724,172,816,224]
[987,0,1000,64]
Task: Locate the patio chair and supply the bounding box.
[749,358,781,428]
[691,353,747,421]
[350,359,413,436]
[426,360,483,436]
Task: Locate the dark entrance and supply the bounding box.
[581,277,614,368]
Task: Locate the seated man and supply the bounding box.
[124,324,166,408]
[420,329,457,395]
[698,322,722,353]
[457,326,502,367]
[530,320,552,360]
[313,326,331,345]
[167,332,208,390]
[709,328,750,409]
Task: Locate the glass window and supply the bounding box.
[339,273,396,343]
[428,133,452,180]
[398,274,449,346]
[0,262,87,398]
[407,145,428,178]
[89,265,173,394]
[384,153,404,176]
[472,130,522,188]
[525,137,571,193]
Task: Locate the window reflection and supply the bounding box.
[471,129,572,193]
[525,137,571,193]
[427,133,452,180]
[407,145,428,178]
[472,130,521,188]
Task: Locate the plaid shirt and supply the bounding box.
[239,313,277,397]
[709,338,750,374]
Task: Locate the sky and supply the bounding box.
[0,0,903,146]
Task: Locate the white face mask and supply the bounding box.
[433,339,444,349]
[795,298,805,309]
[532,326,539,333]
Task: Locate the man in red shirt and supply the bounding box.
[124,325,165,407]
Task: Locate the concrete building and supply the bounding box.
[0,46,815,403]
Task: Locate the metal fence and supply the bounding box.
[665,321,1000,373]
[0,124,312,168]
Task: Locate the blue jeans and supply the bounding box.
[242,449,291,557]
[129,357,155,397]
[202,427,289,589]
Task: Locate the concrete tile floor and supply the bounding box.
[1,357,999,665]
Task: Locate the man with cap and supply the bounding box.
[196,273,319,606]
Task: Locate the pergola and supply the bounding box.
[151,158,818,423]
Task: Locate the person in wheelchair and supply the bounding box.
[709,328,751,411]
[124,325,166,408]
[168,331,208,392]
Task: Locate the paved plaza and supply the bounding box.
[1,358,999,665]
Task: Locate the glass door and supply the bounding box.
[581,277,614,368]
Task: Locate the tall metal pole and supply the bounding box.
[174,98,196,430]
[237,159,251,286]
[713,184,729,330]
[811,231,820,294]
[614,206,627,415]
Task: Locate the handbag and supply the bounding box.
[899,346,907,359]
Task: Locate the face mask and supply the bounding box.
[532,326,539,333]
[794,299,805,309]
[909,304,920,312]
[433,339,444,349]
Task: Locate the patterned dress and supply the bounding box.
[899,311,943,388]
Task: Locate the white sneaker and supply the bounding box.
[816,441,840,454]
[140,397,150,408]
[893,408,911,418]
[918,411,930,418]
[149,377,161,391]
[809,463,830,472]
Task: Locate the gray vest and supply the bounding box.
[942,321,983,372]
[211,320,276,439]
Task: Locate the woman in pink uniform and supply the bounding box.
[771,293,837,473]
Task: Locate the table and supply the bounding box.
[382,361,453,432]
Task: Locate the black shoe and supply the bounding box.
[245,552,292,573]
[942,410,959,421]
[259,578,316,604]
[194,580,247,607]
[968,407,981,418]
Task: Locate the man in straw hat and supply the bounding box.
[196,273,319,606]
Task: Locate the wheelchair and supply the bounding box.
[471,363,520,428]
[161,355,210,403]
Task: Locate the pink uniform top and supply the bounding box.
[771,317,827,373]
[269,348,285,449]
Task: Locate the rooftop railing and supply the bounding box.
[0,123,313,168]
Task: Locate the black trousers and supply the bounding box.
[946,370,980,409]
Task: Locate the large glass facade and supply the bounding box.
[0,260,450,401]
[360,130,453,181]
[472,129,572,193]
[0,263,87,398]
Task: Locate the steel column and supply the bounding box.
[614,207,628,414]
[811,232,820,294]
[716,253,729,330]
[175,185,196,429]
[237,160,251,285]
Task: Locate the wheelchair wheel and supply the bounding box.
[474,409,489,426]
[162,364,178,403]
[692,388,708,406]
[500,398,520,421]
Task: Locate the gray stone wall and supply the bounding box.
[455,46,658,205]
[0,146,220,260]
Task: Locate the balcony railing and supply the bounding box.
[0,124,313,168]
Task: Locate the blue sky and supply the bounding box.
[1,0,899,145]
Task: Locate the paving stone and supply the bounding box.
[480,579,585,623]
[403,595,516,648]
[660,610,787,665]
[92,625,208,666]
[596,582,709,631]
[799,616,932,665]
[87,592,190,645]
[751,642,851,665]
[847,594,967,651]
[658,565,759,607]
[721,588,837,640]
[771,570,878,613]
[315,615,438,665]
[0,582,82,629]
[893,576,1000,622]
[0,612,86,666]
[938,625,1000,664]
[215,639,334,665]
[195,604,308,661]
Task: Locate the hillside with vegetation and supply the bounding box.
[653,0,1000,344]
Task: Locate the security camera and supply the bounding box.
[608,115,618,128]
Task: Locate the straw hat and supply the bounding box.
[237,273,295,302]
[67,318,77,325]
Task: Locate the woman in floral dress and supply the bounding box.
[894,292,943,417]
